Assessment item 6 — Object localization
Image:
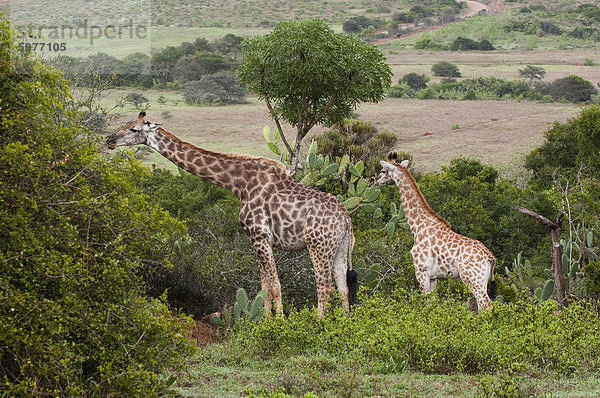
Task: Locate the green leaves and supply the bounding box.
[232,296,600,376]
[239,18,392,174]
[0,18,196,396]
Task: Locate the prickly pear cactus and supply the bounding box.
[211,288,266,331]
[263,126,295,165]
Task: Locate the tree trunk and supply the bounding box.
[289,124,309,178]
[512,206,567,306]
[550,212,566,306]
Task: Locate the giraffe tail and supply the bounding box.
[487,255,497,300]
[346,224,358,307]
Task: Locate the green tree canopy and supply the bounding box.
[519,64,546,84]
[549,75,598,103]
[431,61,461,77]
[0,15,194,395]
[238,18,392,175]
[525,105,600,188]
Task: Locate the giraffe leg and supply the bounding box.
[460,265,491,313]
[469,281,491,313]
[412,246,435,293]
[306,240,336,318]
[429,278,438,291]
[332,232,350,312]
[251,238,283,317]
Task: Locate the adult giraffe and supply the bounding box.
[376,153,496,312]
[106,112,358,317]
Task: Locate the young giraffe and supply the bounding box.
[106,112,358,317]
[376,154,496,312]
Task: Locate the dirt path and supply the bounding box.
[464,0,488,17]
[373,0,500,45]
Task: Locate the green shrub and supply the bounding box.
[414,37,448,50]
[400,72,430,91]
[0,16,195,396]
[387,83,417,98]
[584,259,600,300]
[431,61,461,77]
[313,118,398,177]
[183,71,247,105]
[234,295,600,375]
[525,105,600,188]
[450,37,495,51]
[549,75,598,103]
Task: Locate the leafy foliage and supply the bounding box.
[431,61,461,77]
[584,259,600,300]
[211,288,266,333]
[182,71,247,105]
[0,16,195,396]
[313,118,398,176]
[388,74,592,103]
[449,37,495,51]
[238,18,392,173]
[525,105,600,188]
[549,75,598,103]
[234,295,600,375]
[399,72,430,91]
[519,65,546,83]
[172,51,232,83]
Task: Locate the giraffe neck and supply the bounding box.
[393,168,450,235]
[146,127,289,198]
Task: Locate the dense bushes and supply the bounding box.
[388,72,596,103]
[399,72,430,91]
[525,105,600,188]
[314,118,398,177]
[233,294,600,375]
[431,61,462,77]
[549,75,598,103]
[182,71,248,105]
[0,17,195,396]
[449,37,495,51]
[49,34,247,97]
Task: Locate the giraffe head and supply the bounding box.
[105,112,161,149]
[376,153,410,185]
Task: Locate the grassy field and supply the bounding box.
[106,81,584,173]
[172,343,600,397]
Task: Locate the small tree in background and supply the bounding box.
[519,65,546,84]
[238,18,392,176]
[400,72,430,91]
[431,61,461,77]
[125,91,150,109]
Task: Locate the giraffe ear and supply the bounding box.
[400,159,410,168]
[380,160,395,170]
